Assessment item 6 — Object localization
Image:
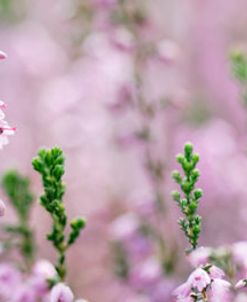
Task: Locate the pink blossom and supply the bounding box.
[235,279,247,289]
[156,39,179,64]
[173,282,191,299]
[13,285,36,302]
[232,242,247,268]
[128,258,162,290]
[50,283,74,302]
[0,120,16,149]
[33,260,56,279]
[0,50,7,60]
[209,278,232,302]
[109,213,139,241]
[209,265,225,279]
[0,199,6,216]
[0,264,21,298]
[187,268,211,292]
[29,261,56,295]
[188,247,211,267]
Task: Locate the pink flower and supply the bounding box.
[187,268,211,292]
[29,260,56,296]
[173,282,191,299]
[188,247,211,267]
[13,285,36,302]
[209,279,232,302]
[128,258,162,290]
[232,242,247,268]
[50,283,74,302]
[110,213,139,241]
[0,50,7,60]
[0,264,21,298]
[0,120,16,149]
[0,199,6,216]
[209,265,225,279]
[156,39,179,64]
[33,260,56,279]
[235,279,247,289]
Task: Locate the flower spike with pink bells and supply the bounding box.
[172,143,233,302]
[0,51,15,218]
[0,52,15,150]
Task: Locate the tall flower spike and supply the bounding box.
[32,147,86,282]
[171,142,203,251]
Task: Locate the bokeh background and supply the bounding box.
[0,0,247,301]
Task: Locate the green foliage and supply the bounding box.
[2,170,35,269]
[231,50,247,105]
[0,0,27,23]
[32,147,86,281]
[171,142,203,251]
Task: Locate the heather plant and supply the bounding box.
[172,142,202,251]
[1,170,35,270]
[171,143,247,302]
[0,147,88,302]
[32,147,86,284]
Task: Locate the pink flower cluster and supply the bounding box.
[174,266,232,302]
[174,243,247,301]
[0,260,88,302]
[0,260,55,302]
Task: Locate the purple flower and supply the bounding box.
[128,258,162,291]
[50,283,74,302]
[209,278,232,302]
[187,268,211,292]
[188,247,211,267]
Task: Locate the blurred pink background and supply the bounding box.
[1,0,247,301]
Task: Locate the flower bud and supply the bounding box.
[50,283,74,302]
[184,142,193,158]
[0,51,7,60]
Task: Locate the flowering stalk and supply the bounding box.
[110,0,178,274]
[172,142,203,251]
[1,170,35,270]
[32,147,86,282]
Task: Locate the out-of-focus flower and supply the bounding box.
[0,199,6,216]
[0,264,21,299]
[209,265,225,279]
[110,213,139,241]
[29,261,56,297]
[32,260,56,279]
[50,283,74,302]
[156,39,179,64]
[173,282,191,300]
[0,50,7,60]
[13,285,36,302]
[128,258,162,290]
[209,278,232,302]
[187,247,211,267]
[235,293,247,302]
[232,242,247,269]
[110,28,135,53]
[235,279,247,289]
